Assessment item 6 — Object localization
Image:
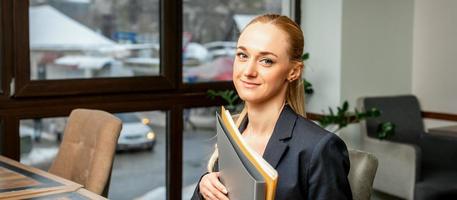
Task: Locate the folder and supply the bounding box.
[216,106,278,200]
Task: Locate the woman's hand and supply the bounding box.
[199,172,229,200]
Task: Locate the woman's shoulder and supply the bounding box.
[291,115,347,154]
[293,115,334,140]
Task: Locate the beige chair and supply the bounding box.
[348,149,379,200]
[49,109,122,196]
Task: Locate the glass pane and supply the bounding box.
[29,0,160,80]
[110,111,167,200]
[19,110,167,200]
[182,0,291,83]
[182,107,218,199]
[20,117,63,169]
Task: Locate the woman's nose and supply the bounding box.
[243,60,257,77]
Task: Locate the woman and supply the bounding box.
[192,14,352,200]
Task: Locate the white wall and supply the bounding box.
[412,0,457,128]
[301,0,415,148]
[339,0,415,146]
[302,0,415,113]
[341,0,414,106]
[301,0,343,113]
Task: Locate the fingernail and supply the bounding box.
[223,189,228,194]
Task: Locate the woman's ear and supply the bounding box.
[287,62,303,82]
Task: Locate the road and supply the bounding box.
[108,124,216,200]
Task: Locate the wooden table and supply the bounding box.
[428,125,457,138]
[0,155,106,199]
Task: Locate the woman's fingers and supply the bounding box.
[202,184,226,200]
[212,172,228,194]
[202,190,218,200]
[211,189,229,200]
[199,172,229,200]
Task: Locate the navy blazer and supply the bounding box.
[192,105,352,200]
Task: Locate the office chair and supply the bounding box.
[358,95,457,200]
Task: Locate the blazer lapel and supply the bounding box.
[262,105,298,168]
[237,105,298,168]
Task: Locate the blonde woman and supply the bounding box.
[192,14,352,200]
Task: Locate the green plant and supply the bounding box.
[376,122,396,139]
[302,52,310,61]
[207,90,239,111]
[300,52,394,139]
[304,79,314,95]
[318,101,395,140]
[302,53,314,95]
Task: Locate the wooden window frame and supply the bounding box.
[12,0,181,97]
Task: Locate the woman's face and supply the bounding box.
[233,22,298,104]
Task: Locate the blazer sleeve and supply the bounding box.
[306,133,353,200]
[191,161,219,200]
[191,172,210,200]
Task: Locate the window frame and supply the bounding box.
[0,0,5,96]
[12,0,180,97]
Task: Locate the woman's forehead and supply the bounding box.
[237,23,290,56]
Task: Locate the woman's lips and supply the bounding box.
[240,79,260,88]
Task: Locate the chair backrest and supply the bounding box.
[348,149,379,200]
[49,109,122,195]
[362,95,424,144]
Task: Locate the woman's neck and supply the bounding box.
[245,99,285,137]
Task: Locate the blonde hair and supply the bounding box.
[207,13,306,172]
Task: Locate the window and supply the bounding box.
[13,0,177,97]
[182,107,218,199]
[29,0,160,80]
[110,111,167,200]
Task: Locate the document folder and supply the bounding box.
[216,107,278,200]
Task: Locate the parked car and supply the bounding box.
[116,113,156,152]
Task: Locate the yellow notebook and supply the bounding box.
[217,106,278,200]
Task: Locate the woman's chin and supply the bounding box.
[238,93,264,104]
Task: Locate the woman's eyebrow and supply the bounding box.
[237,46,248,51]
[237,46,278,58]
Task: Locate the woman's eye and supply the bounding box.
[260,58,274,66]
[236,52,248,60]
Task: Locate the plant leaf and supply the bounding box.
[301,52,310,61]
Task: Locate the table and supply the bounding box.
[428,125,457,138]
[0,155,106,199]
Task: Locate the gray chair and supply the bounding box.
[348,149,379,200]
[359,95,457,200]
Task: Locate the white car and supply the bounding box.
[116,113,156,151]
